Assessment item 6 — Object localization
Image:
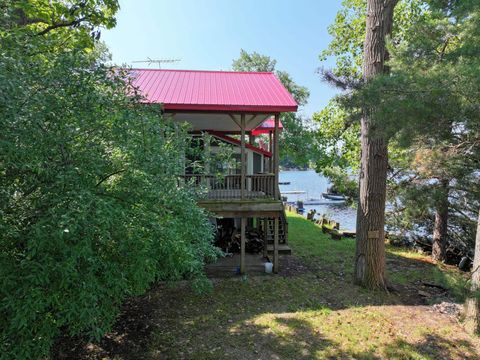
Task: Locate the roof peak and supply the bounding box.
[129,68,275,75]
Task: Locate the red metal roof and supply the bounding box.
[251,117,284,135]
[209,131,272,157]
[129,69,298,113]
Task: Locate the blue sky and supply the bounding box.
[102,0,343,117]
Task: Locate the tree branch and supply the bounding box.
[96,169,126,187]
[36,17,86,36]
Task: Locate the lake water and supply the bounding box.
[279,170,357,230]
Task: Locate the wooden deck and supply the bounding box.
[205,254,269,278]
[205,252,292,277]
[180,114,283,274]
[197,198,283,217]
[206,189,267,199]
[180,174,276,201]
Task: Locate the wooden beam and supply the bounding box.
[240,216,246,274]
[274,114,280,198]
[274,217,279,273]
[200,210,281,218]
[229,114,241,129]
[241,114,246,200]
[196,200,284,213]
[246,114,258,128]
[204,134,210,188]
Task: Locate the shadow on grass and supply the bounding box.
[233,315,479,359]
[54,213,475,359]
[54,276,478,359]
[383,334,480,360]
[287,211,468,304]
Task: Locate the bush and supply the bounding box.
[0,49,218,358]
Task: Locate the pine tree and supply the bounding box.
[354,0,398,289]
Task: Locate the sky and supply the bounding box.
[102,0,344,117]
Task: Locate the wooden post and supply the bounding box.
[204,133,210,189]
[241,114,246,200]
[273,116,281,271]
[274,114,280,199]
[269,131,273,173]
[274,216,279,273]
[263,218,268,258]
[240,216,246,274]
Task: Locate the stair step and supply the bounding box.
[261,213,288,247]
[266,244,292,255]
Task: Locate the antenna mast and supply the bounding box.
[132,57,181,69]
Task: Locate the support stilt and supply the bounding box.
[274,216,279,273]
[240,216,246,274]
[263,218,268,258]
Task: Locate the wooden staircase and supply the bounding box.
[260,209,291,255]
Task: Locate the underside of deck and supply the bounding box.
[197,199,283,217]
[198,199,290,273]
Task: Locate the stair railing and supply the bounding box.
[277,184,288,244]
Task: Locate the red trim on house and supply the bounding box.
[251,117,284,135]
[163,104,297,112]
[209,131,272,158]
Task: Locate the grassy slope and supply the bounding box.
[288,212,468,301]
[78,212,478,360]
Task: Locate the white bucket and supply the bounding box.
[264,262,273,274]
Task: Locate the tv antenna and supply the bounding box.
[132,57,181,69]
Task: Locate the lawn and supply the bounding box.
[57,212,479,359]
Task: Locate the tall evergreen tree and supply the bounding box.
[353,0,399,289]
[318,0,479,269]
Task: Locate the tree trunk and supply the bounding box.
[354,0,397,289]
[465,210,480,334]
[432,178,449,262]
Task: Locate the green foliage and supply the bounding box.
[311,102,359,198]
[232,49,312,168]
[1,0,119,52]
[319,0,366,79]
[315,0,427,198]
[348,0,480,251]
[312,102,360,172]
[318,0,480,256]
[320,0,426,79]
[275,70,309,107]
[0,2,218,358]
[232,49,276,72]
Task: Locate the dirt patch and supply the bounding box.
[205,253,311,279]
[52,219,473,359]
[53,283,174,359]
[277,254,312,277]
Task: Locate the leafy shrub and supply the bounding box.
[0,48,218,359]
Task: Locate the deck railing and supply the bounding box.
[179,174,275,200]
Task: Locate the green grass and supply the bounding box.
[385,235,468,301]
[287,212,356,272]
[87,211,478,359]
[288,211,467,298]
